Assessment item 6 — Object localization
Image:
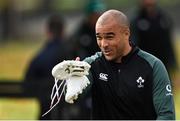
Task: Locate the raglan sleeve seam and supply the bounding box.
[152,59,175,120]
[83,52,102,64]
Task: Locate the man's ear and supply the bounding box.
[125,28,130,36]
[123,28,130,40]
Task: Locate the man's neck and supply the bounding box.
[115,45,132,63]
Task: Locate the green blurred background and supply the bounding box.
[0,0,180,119]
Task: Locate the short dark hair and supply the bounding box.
[47,14,64,37]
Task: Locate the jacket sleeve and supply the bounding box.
[152,59,175,120]
[83,52,102,64]
[80,52,102,93]
[83,52,102,82]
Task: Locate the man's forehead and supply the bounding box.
[96,17,116,27]
[96,22,128,34]
[96,23,119,32]
[96,32,115,36]
[96,17,112,26]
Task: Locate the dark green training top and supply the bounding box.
[84,46,175,120]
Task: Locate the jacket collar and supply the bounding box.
[103,41,139,65]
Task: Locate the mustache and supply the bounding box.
[101,48,111,52]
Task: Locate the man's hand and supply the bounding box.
[42,59,91,117]
[52,59,90,80]
[51,59,91,103]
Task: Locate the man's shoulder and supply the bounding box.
[137,49,162,68]
[83,52,103,65]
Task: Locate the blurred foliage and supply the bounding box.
[0,0,41,12]
[158,0,180,7]
[0,0,180,12]
[51,0,180,12]
[52,0,87,11]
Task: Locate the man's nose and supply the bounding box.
[101,39,108,48]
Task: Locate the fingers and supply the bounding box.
[75,57,80,61]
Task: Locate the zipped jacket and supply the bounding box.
[84,46,175,120]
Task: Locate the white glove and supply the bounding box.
[52,60,91,103]
[42,60,91,117]
[65,76,90,103]
[52,60,90,79]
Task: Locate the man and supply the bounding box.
[23,15,72,119]
[82,9,175,119]
[130,0,177,72]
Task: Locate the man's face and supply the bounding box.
[96,22,129,62]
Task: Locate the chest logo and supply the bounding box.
[99,73,108,81]
[136,76,145,88]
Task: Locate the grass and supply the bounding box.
[173,39,180,119]
[0,40,43,119]
[0,98,39,120]
[0,40,44,81]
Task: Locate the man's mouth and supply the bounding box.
[103,50,112,56]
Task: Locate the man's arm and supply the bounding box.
[74,52,102,96]
[152,59,175,120]
[83,52,102,64]
[83,52,102,83]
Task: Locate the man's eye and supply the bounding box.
[106,36,114,40]
[96,36,102,40]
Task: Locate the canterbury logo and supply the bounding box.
[99,73,108,81]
